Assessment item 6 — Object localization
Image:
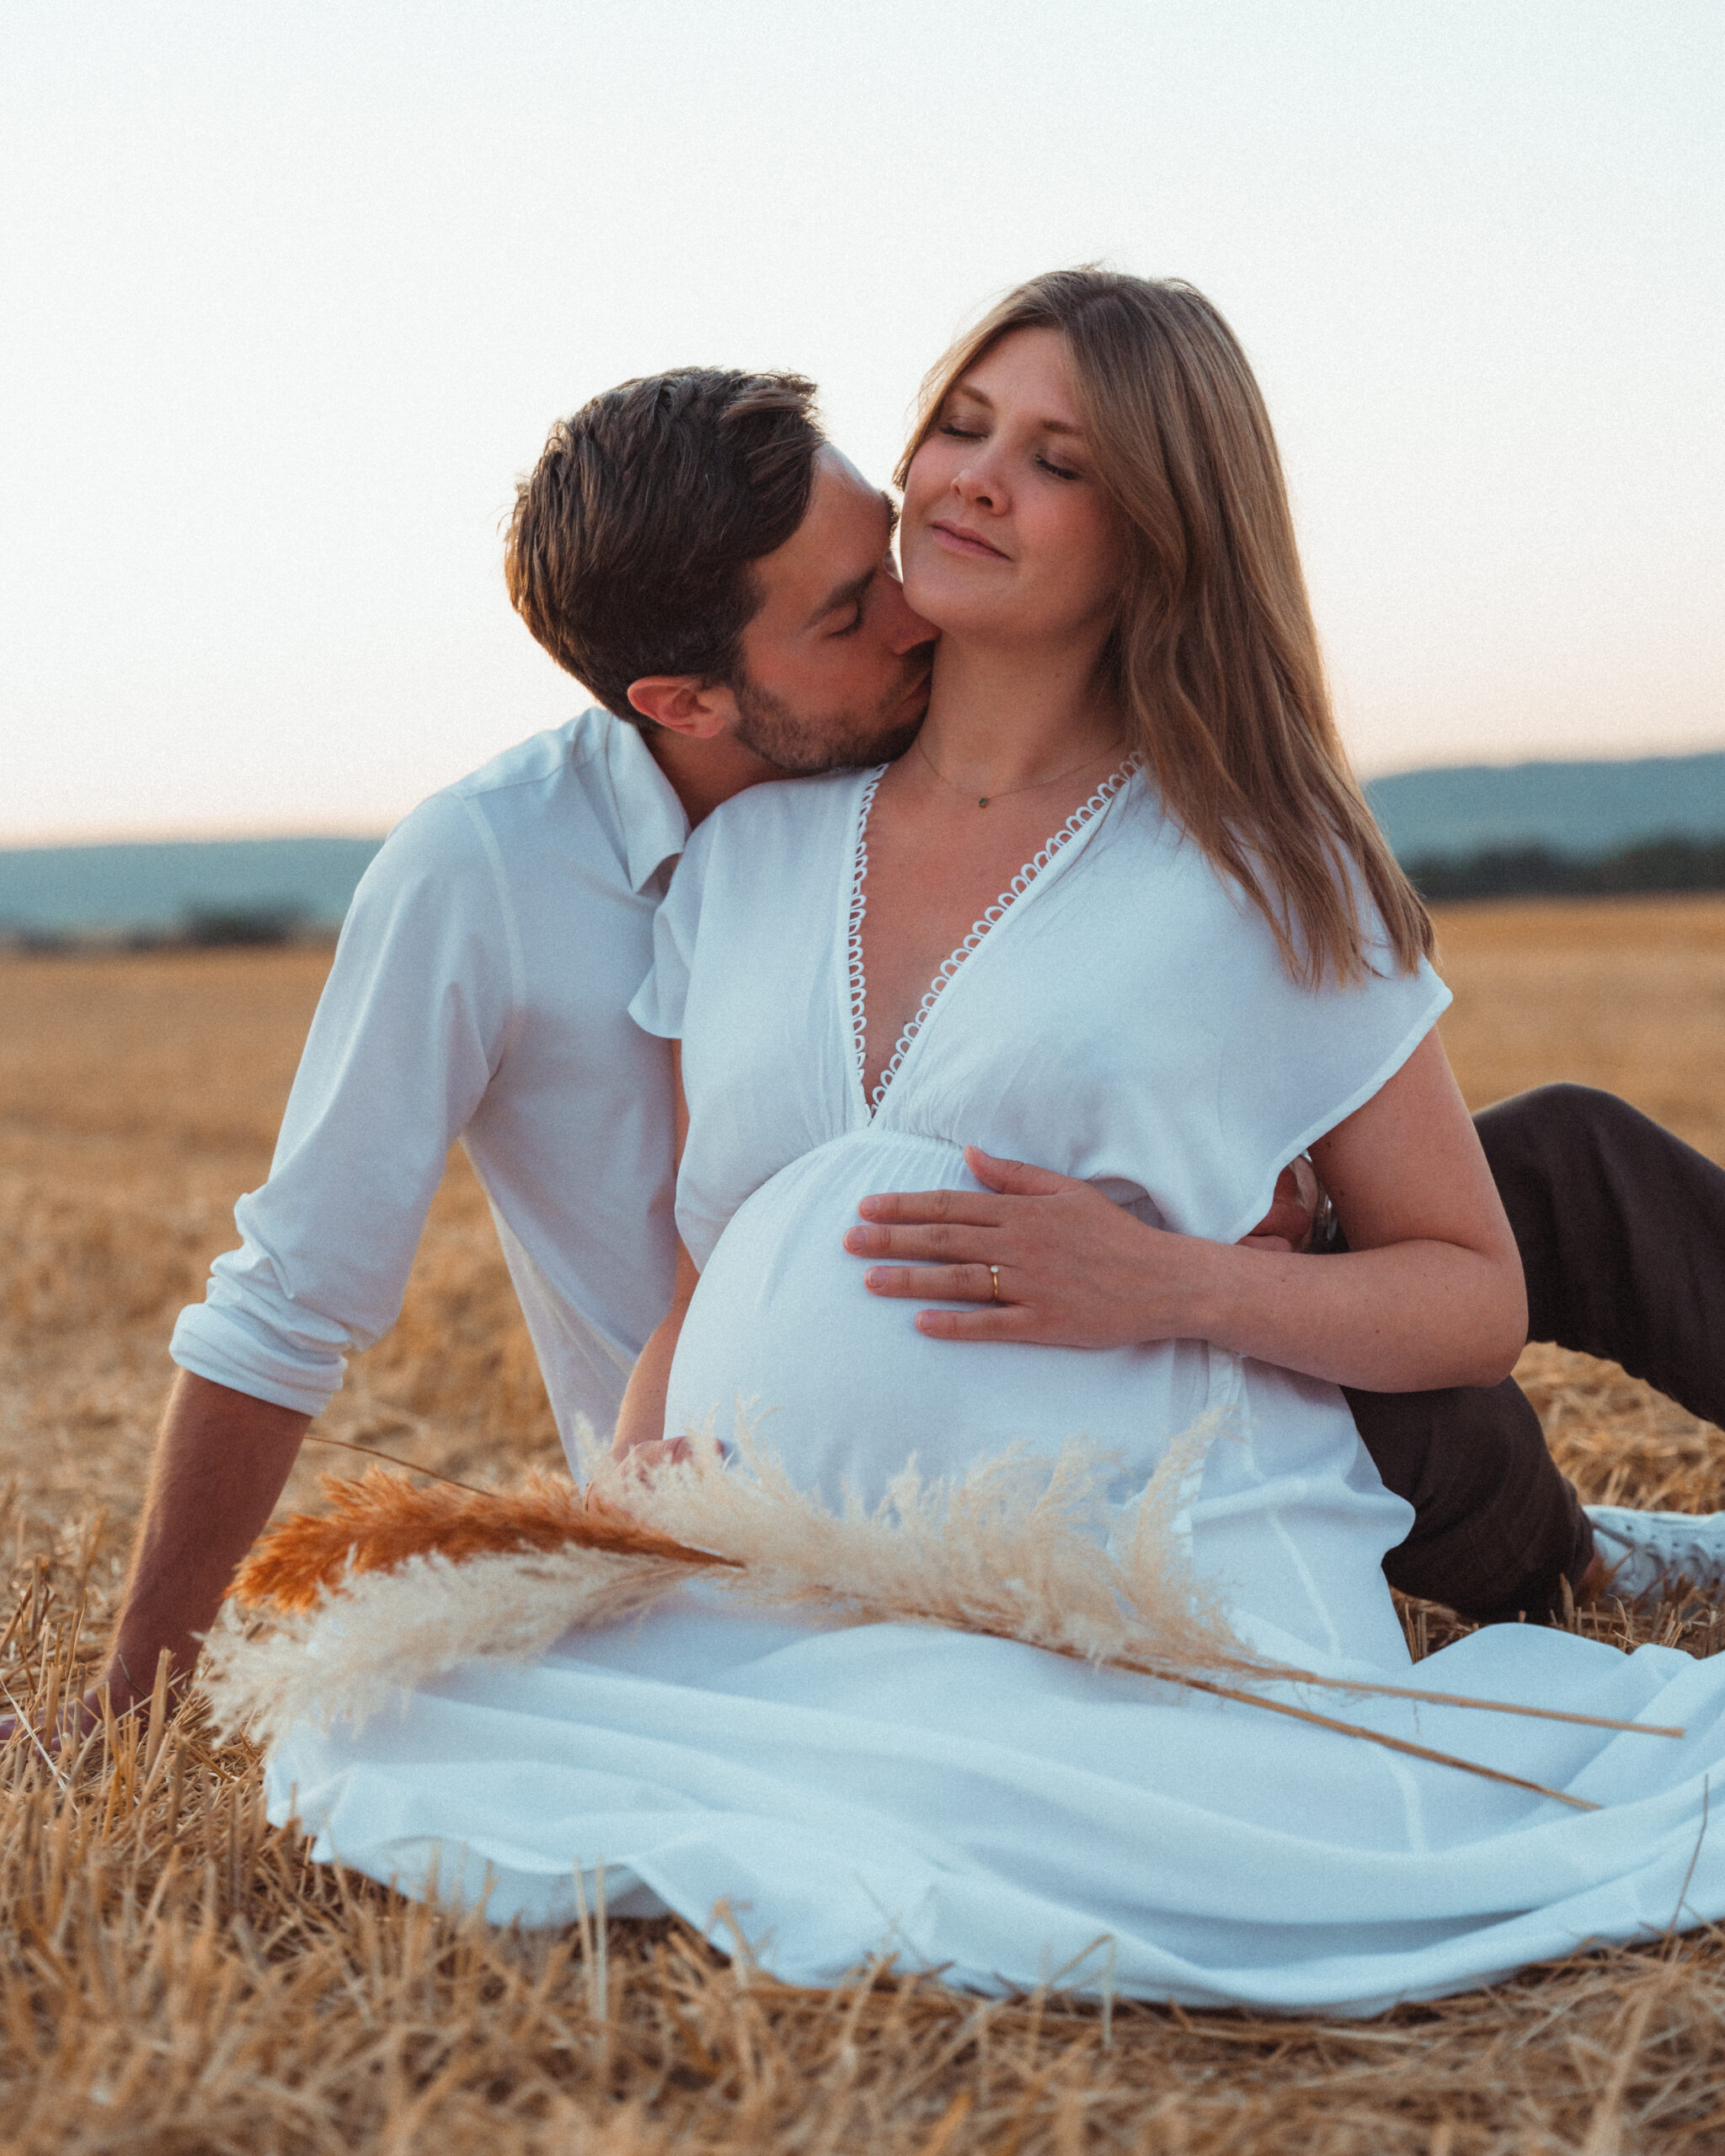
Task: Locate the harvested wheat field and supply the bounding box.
[7,894,1725,2153]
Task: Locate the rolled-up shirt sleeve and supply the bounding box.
[170,792,521,1415]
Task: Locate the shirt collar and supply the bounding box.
[605,713,692,894]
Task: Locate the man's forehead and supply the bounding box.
[817,443,874,496]
[754,446,893,622]
[807,444,893,537]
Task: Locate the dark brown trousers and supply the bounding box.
[1343,1084,1725,1622]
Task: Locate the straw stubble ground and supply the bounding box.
[6,898,1725,2152]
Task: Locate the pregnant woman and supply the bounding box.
[267,272,1725,2014]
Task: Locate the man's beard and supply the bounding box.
[730,659,931,775]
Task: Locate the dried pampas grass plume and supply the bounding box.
[230,1463,734,1612]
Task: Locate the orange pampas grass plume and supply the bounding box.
[229,1466,734,1613]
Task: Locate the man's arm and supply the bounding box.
[105,800,510,1721]
[97,1374,309,1710]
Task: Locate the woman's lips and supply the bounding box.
[930,520,1009,561]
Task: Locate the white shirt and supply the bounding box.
[171,709,687,1451]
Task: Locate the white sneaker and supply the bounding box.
[1585,1505,1725,1604]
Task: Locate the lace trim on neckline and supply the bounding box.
[851,755,1140,1113]
[845,768,886,1102]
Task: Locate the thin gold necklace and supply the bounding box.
[913,731,1126,810]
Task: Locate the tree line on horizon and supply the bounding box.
[2,905,326,953]
[1406,833,1725,904]
[10,835,1725,953]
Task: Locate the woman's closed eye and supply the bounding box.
[940,417,1080,483]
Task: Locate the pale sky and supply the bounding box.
[3,1,1721,842]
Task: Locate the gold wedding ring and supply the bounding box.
[988,1265,1002,1304]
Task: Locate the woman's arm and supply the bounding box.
[847,1029,1528,1393]
[1204,1027,1526,1388]
[612,1239,700,1459]
[611,1048,701,1460]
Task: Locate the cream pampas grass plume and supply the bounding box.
[593,1410,1249,1685]
[204,1412,1250,1747]
[201,1538,715,1751]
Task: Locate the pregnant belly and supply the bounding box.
[665,1130,1214,1515]
[664,1130,1416,1668]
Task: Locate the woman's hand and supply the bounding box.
[843,1149,1315,1345]
[844,1146,1226,1348]
[612,1433,697,1471]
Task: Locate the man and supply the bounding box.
[61,366,1725,1724]
[96,369,932,1718]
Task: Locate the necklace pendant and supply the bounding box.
[978,796,989,808]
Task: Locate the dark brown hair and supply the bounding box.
[505,369,825,726]
[900,271,1433,986]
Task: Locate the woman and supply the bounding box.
[617,279,1520,1677]
[268,274,1725,2013]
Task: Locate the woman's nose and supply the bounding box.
[952,458,1001,510]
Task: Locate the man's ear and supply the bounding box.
[627,676,739,739]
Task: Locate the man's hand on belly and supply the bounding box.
[1241,1159,1320,1251]
[843,1145,1263,1349]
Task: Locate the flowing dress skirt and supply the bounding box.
[266,1132,1725,2015]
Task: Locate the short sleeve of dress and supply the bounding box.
[628,826,709,1043]
[1207,896,1452,1245]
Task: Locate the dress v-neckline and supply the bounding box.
[844,757,1140,1118]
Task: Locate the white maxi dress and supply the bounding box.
[268,765,1725,2015]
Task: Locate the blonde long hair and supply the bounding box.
[897,270,1433,986]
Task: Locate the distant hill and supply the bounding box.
[0,836,384,938]
[1363,752,1725,862]
[7,749,1725,937]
